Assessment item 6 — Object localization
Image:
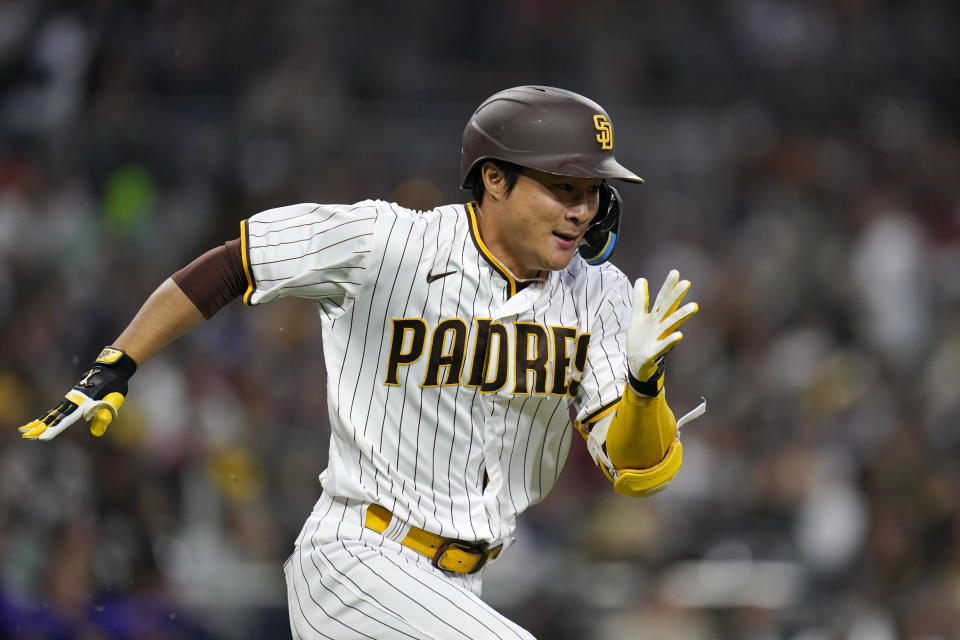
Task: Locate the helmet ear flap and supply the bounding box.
[579,182,622,265]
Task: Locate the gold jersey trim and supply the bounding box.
[578,395,622,431]
[240,219,256,306]
[465,202,518,298]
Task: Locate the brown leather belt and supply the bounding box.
[364,504,502,574]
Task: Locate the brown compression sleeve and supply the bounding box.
[171,239,246,319]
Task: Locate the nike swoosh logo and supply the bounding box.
[426,269,457,283]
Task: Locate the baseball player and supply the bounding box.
[20,86,703,639]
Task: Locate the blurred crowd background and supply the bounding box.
[1,1,958,638]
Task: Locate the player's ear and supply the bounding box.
[480,162,507,201]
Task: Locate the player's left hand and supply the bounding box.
[19,347,137,441]
[627,269,698,389]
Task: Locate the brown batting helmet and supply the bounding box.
[459,85,644,189]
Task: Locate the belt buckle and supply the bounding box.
[432,539,490,574]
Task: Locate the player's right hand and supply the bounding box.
[19,347,137,441]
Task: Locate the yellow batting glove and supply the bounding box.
[627,269,698,392]
[19,347,136,441]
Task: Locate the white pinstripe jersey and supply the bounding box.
[241,200,631,545]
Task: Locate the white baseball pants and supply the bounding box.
[283,492,536,640]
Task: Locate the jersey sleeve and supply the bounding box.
[240,202,377,312]
[573,267,632,427]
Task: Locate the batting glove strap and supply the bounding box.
[74,347,137,398]
[627,358,664,397]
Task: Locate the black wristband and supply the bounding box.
[628,358,664,396]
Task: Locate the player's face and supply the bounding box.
[498,168,601,278]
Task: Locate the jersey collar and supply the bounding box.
[465,202,546,298]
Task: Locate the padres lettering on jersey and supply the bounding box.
[242,200,632,546]
[384,317,590,396]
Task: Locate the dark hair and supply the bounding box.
[467,160,521,203]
